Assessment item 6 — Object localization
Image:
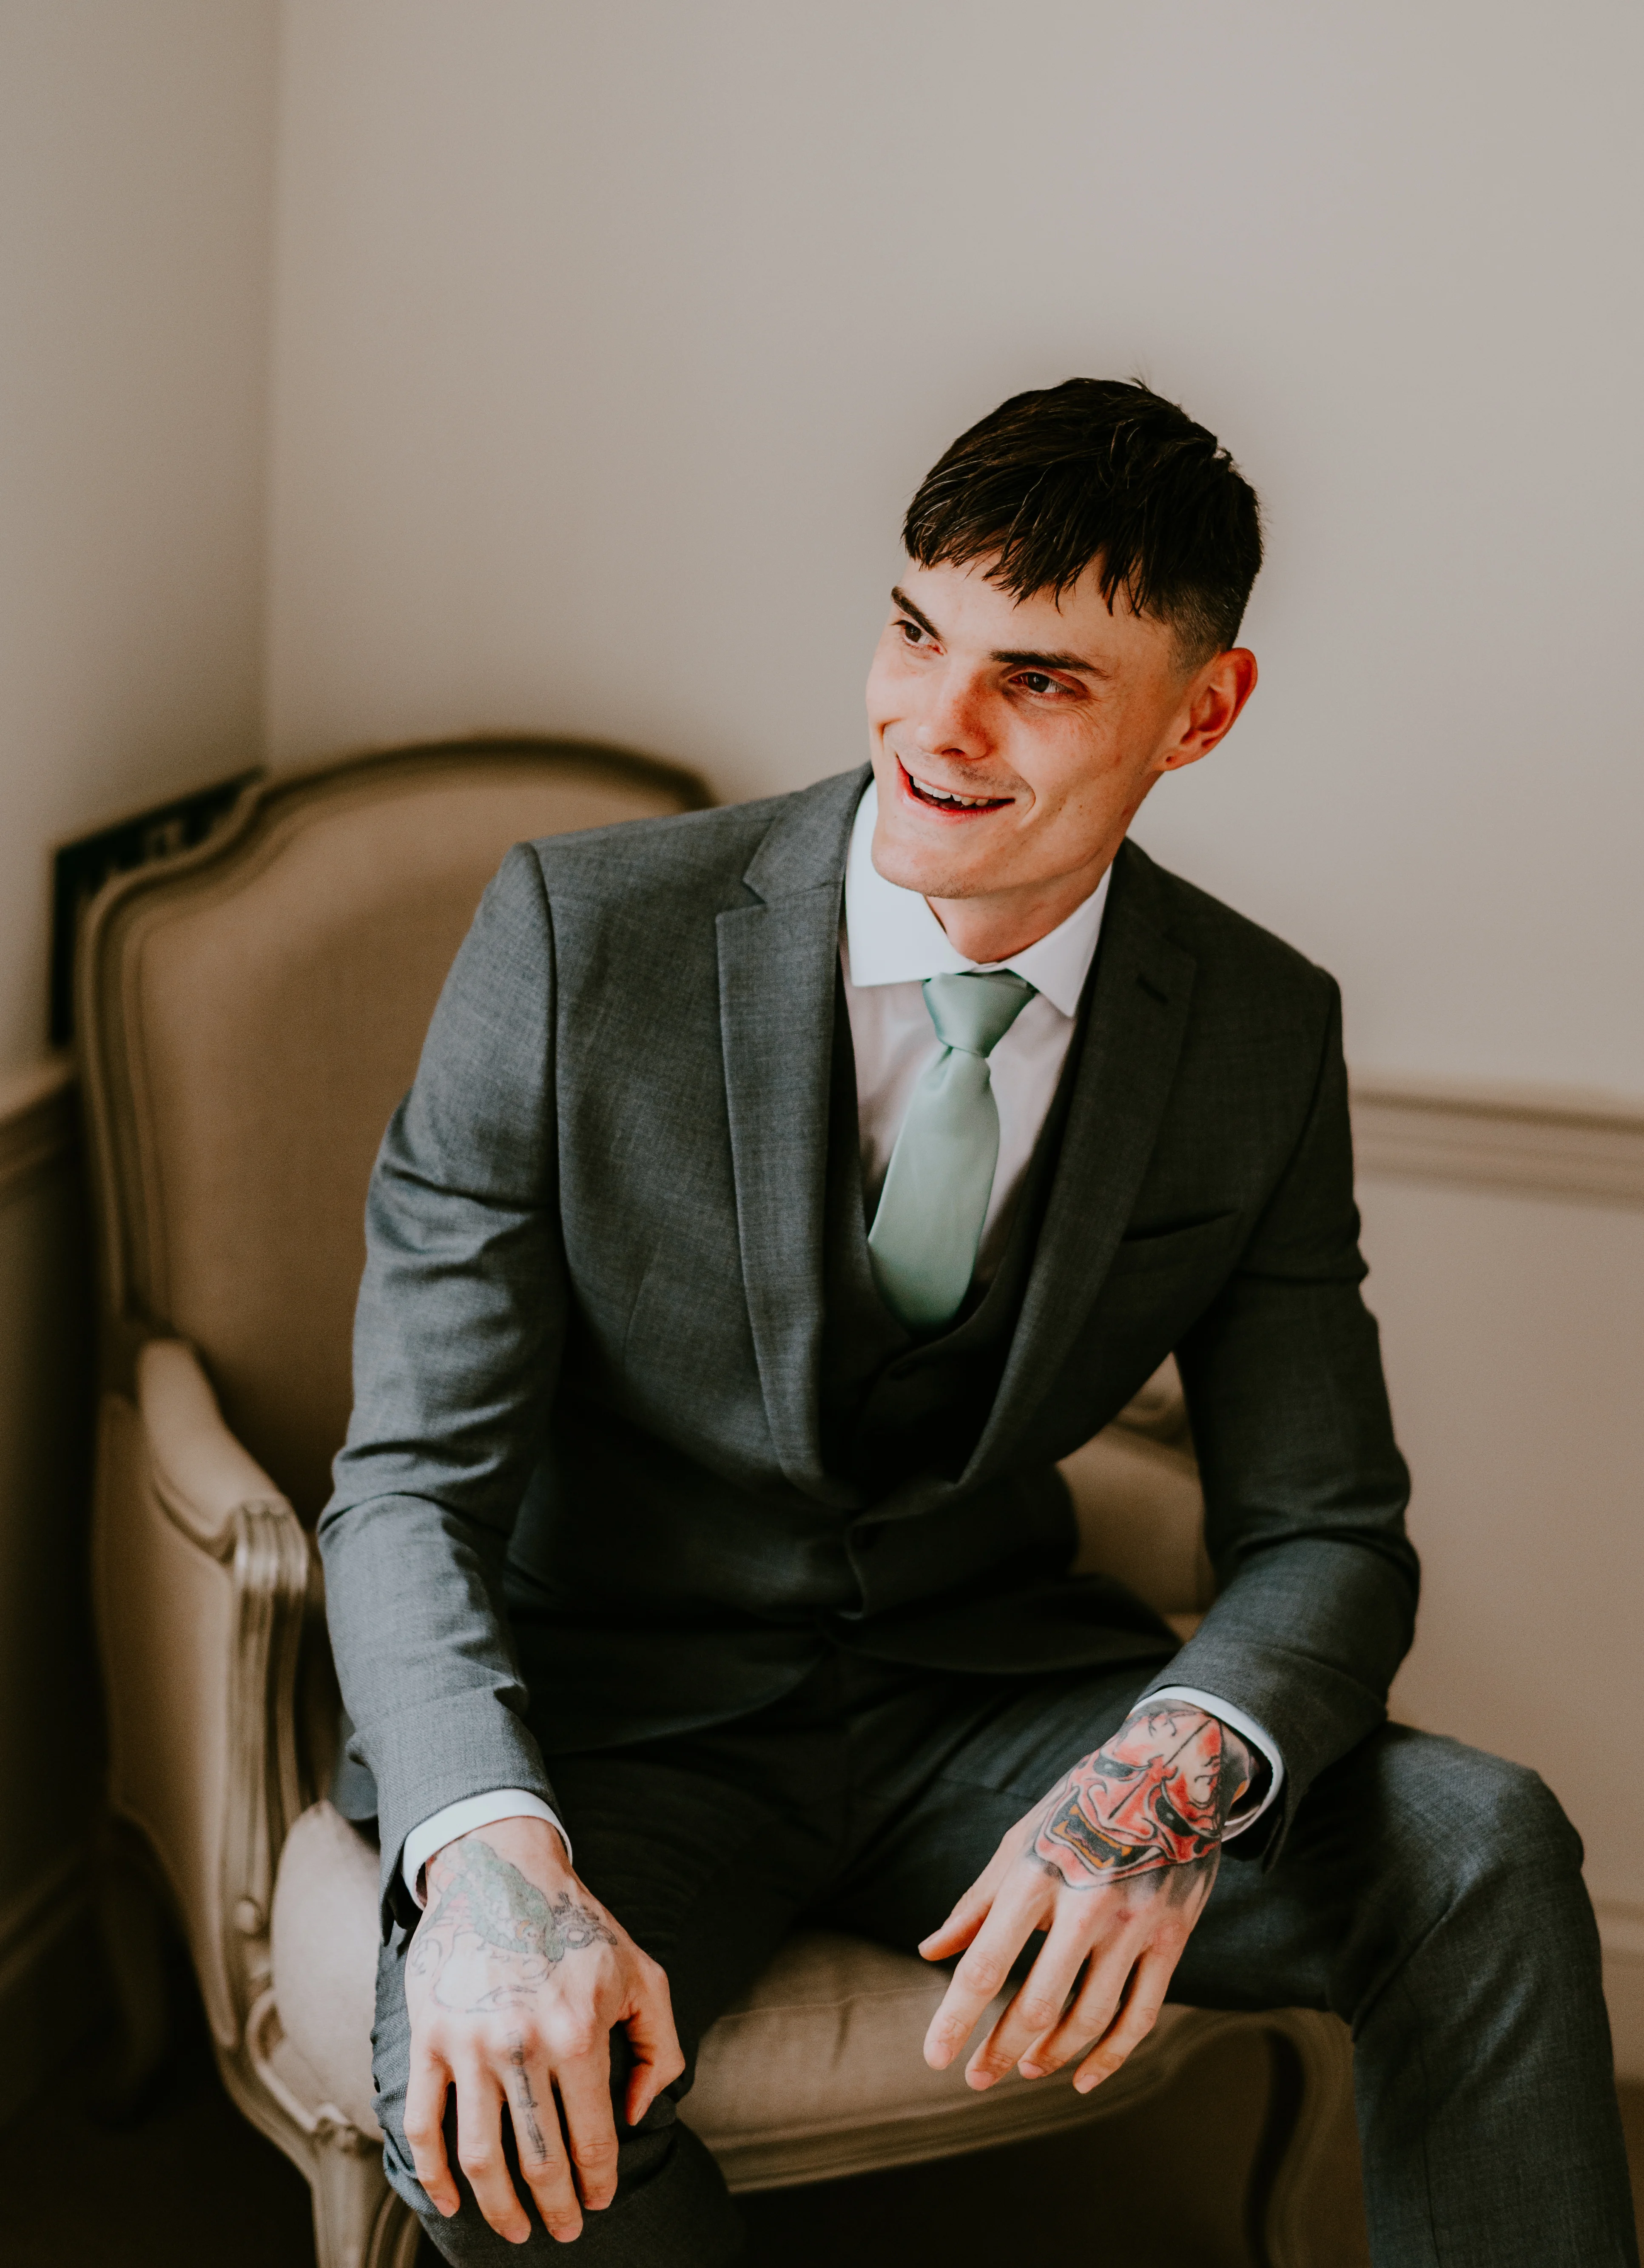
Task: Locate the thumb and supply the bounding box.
[622,1989,686,2126]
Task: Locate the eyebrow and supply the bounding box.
[992,644,1111,678]
[890,587,941,640]
[890,587,1110,679]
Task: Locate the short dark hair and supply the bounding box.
[902,377,1263,668]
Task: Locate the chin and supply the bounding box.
[870,823,988,903]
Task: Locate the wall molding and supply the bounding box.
[0,1843,94,2000]
[1596,1897,1644,1965]
[0,1843,102,2131]
[6,1055,1643,1211]
[0,1054,77,1208]
[1351,1074,1644,1207]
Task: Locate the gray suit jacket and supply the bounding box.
[319,764,1416,1923]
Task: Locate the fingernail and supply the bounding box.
[1019,2063,1043,2079]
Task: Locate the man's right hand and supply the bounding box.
[403,1817,684,2246]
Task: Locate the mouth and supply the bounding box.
[896,758,1012,816]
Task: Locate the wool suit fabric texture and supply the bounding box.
[319,764,1636,2266]
[365,1657,1627,2268]
[320,762,1416,1918]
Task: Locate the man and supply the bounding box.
[320,379,1636,2266]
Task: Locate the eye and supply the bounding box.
[1016,671,1058,695]
[897,618,928,647]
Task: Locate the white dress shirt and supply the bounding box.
[402,781,1280,1898]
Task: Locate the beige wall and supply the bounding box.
[0,0,279,2106]
[0,0,279,1080]
[265,0,1643,1096]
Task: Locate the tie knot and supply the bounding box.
[921,969,1035,1057]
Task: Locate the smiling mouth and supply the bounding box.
[898,759,1011,815]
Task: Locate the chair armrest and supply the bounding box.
[94,1339,310,2076]
[137,1337,290,1555]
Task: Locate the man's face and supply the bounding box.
[864,558,1254,948]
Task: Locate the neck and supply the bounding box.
[924,850,1116,963]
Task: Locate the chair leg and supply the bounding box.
[1248,2008,1361,2268]
[311,2118,422,2268]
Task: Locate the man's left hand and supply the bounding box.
[919,1701,1252,2094]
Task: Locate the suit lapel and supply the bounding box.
[717,768,866,1490]
[964,843,1197,1481]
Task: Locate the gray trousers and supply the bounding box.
[372,1652,1638,2268]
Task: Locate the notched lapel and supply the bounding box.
[716,769,866,1490]
[965,847,1197,1481]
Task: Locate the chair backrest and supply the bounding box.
[78,738,709,1520]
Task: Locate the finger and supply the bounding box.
[923,1887,1047,2072]
[403,2047,458,2218]
[1072,1952,1174,2094]
[917,1836,1019,1960]
[499,2034,583,2243]
[452,2058,532,2245]
[965,1917,1093,2086]
[623,1972,687,2127]
[917,1877,995,1962]
[555,2048,622,2213]
[1017,1941,1140,2078]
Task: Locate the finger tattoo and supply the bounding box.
[505,2031,549,2161]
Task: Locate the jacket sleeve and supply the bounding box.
[1143,978,1419,1863]
[317,843,566,1932]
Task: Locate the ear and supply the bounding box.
[1159,649,1257,773]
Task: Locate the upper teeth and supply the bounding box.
[913,776,995,807]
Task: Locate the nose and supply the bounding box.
[911,664,990,761]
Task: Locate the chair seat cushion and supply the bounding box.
[681,1924,1195,2190]
[270,1801,1198,2187]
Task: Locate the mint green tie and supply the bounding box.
[868,970,1035,1332]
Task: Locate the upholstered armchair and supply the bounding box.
[77,740,1351,2268]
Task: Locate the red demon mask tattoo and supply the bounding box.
[1035,1705,1248,1884]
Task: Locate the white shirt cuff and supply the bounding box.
[1143,1687,1285,1841]
[402,1791,572,1908]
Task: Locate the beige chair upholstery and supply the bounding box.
[80,741,1351,2268]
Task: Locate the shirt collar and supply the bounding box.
[842,778,1110,1019]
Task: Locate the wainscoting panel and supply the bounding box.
[0,1057,103,2126]
[1353,1080,1644,2078]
